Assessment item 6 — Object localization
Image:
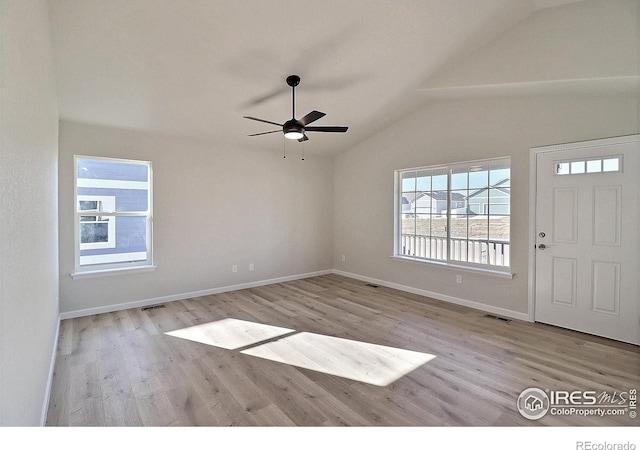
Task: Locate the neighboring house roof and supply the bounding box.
[402,192,419,204]
[402,191,465,204]
[467,178,511,199]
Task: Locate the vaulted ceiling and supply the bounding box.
[49,0,612,156]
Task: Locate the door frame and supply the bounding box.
[527,134,640,324]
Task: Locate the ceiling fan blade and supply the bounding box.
[245,87,288,107]
[304,126,348,133]
[243,116,283,127]
[299,110,326,126]
[297,135,309,142]
[248,130,281,137]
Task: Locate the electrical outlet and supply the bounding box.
[232,265,238,273]
[249,263,254,271]
[456,274,462,284]
[341,255,346,262]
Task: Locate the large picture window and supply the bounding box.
[74,156,153,275]
[395,157,510,272]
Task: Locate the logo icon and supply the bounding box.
[517,387,550,420]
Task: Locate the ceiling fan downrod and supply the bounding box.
[283,75,304,140]
[286,75,300,120]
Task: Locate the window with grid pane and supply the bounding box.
[396,158,510,270]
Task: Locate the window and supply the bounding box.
[78,195,116,250]
[74,156,153,275]
[395,157,511,272]
[555,155,621,175]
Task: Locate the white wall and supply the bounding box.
[332,0,639,318]
[333,94,639,317]
[56,0,638,321]
[58,121,334,314]
[0,0,60,426]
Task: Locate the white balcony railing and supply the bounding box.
[400,234,510,267]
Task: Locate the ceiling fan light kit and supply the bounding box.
[244,75,348,143]
[283,119,304,140]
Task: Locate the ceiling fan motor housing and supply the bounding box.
[283,119,304,139]
[286,75,301,87]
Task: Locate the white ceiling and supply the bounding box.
[48,0,586,156]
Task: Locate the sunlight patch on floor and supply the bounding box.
[164,318,295,350]
[166,319,436,386]
[241,331,436,387]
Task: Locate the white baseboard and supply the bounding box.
[59,270,333,320]
[331,269,531,322]
[60,268,529,322]
[41,316,60,426]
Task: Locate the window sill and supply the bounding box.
[71,265,157,280]
[390,255,514,279]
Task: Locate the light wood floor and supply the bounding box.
[46,274,640,426]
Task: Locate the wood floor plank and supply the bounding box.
[178,358,244,426]
[47,274,640,426]
[45,355,71,426]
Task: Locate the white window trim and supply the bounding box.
[389,255,514,279]
[393,157,513,276]
[80,251,148,266]
[70,264,157,280]
[73,155,154,278]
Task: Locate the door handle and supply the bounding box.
[537,244,553,250]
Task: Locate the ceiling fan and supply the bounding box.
[243,75,348,142]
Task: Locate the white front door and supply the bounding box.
[533,135,639,345]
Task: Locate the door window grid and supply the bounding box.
[555,156,621,175]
